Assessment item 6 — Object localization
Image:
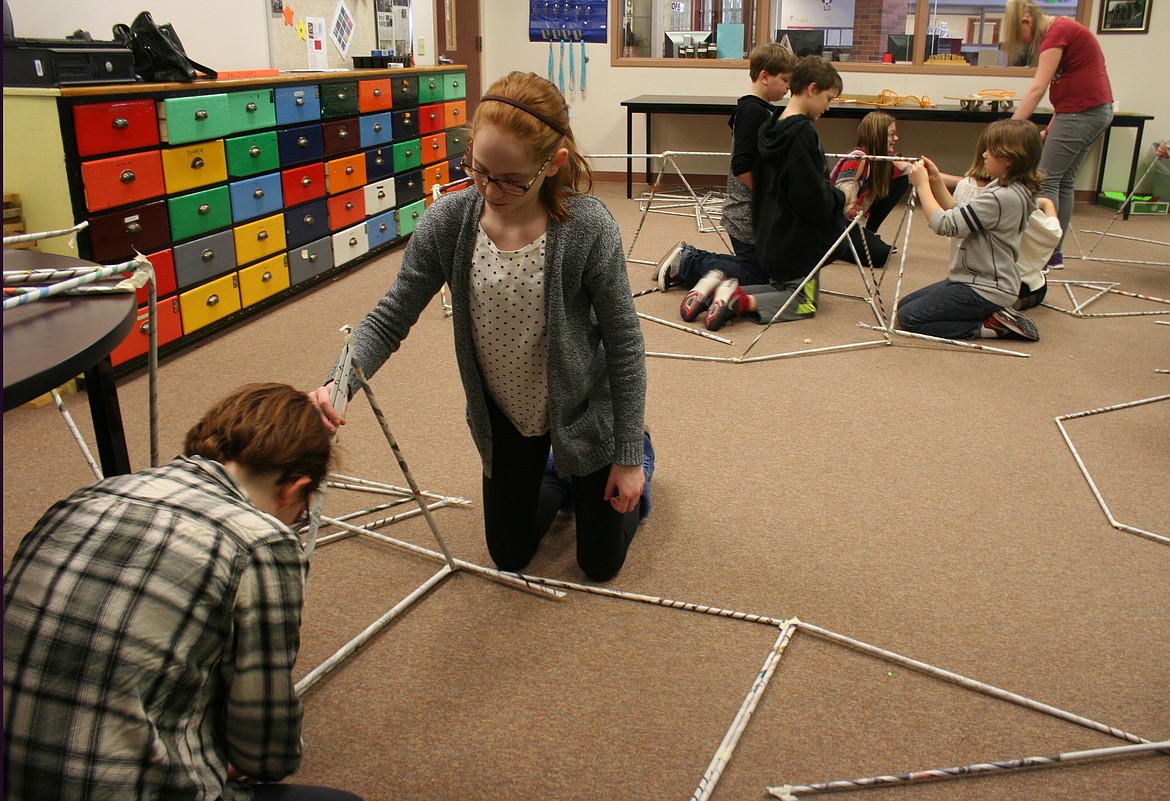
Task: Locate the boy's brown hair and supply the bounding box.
[748,42,798,81]
[789,55,842,97]
[185,382,334,493]
[982,118,1044,193]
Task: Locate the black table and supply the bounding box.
[622,95,1153,218]
[3,250,136,476]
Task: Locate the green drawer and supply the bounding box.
[160,94,232,144]
[443,72,466,100]
[320,81,360,118]
[392,138,422,172]
[419,73,446,104]
[396,198,427,236]
[225,131,280,178]
[169,185,233,241]
[226,88,277,134]
[445,129,468,158]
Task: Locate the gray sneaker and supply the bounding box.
[986,308,1040,341]
[654,241,687,291]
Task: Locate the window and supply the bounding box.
[615,0,1087,70]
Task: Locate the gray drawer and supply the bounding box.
[289,235,335,284]
[172,229,238,290]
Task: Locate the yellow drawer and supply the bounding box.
[233,213,287,266]
[238,253,290,306]
[179,273,241,333]
[161,140,228,195]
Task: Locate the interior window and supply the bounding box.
[618,0,1086,68]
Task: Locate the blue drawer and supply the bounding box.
[284,198,331,248]
[274,85,322,125]
[277,124,324,166]
[229,173,285,223]
[367,208,398,249]
[359,111,394,148]
[365,147,395,181]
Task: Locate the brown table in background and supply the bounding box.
[621,95,1153,219]
[3,250,136,476]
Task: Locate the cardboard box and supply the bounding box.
[1096,191,1169,215]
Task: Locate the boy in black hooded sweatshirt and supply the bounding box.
[705,56,891,331]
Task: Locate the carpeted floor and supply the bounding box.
[4,178,1169,800]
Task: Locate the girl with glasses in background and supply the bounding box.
[311,72,648,583]
[829,111,911,253]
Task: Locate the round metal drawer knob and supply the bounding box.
[120,170,136,183]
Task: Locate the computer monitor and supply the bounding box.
[664,30,713,58]
[887,33,944,61]
[776,29,826,58]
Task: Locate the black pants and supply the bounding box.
[482,396,637,582]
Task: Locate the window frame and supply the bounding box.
[610,0,1093,76]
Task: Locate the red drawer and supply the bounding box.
[80,150,166,213]
[110,296,184,367]
[418,103,446,135]
[87,199,171,263]
[321,117,360,156]
[117,247,178,306]
[72,99,160,158]
[281,162,326,206]
[327,188,366,230]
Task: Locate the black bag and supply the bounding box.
[113,11,217,83]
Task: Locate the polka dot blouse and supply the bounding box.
[470,224,550,437]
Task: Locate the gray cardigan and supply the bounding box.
[330,189,646,478]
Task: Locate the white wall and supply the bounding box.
[8,0,272,70]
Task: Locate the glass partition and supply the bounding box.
[617,0,1087,69]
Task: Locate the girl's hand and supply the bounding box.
[308,384,346,434]
[907,160,930,188]
[604,463,645,515]
[922,156,941,180]
[1037,197,1057,217]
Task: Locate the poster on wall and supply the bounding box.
[306,16,328,69]
[530,0,608,42]
[330,0,355,58]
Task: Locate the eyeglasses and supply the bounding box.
[291,497,312,529]
[460,156,552,196]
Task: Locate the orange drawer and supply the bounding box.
[443,100,467,130]
[72,99,160,158]
[81,151,167,213]
[422,162,450,196]
[326,153,367,194]
[358,78,393,112]
[420,132,448,165]
[110,297,183,367]
[327,188,366,230]
[238,253,290,306]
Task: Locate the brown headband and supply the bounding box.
[480,94,569,137]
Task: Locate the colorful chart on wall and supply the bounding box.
[529,0,607,43]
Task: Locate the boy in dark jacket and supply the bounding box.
[705,56,890,331]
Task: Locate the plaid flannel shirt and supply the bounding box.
[4,455,306,800]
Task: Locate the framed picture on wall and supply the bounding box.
[1098,0,1152,33]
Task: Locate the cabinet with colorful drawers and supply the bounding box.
[55,68,470,372]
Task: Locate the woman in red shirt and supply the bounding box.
[1005,0,1113,270]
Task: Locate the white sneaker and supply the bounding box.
[654,241,686,291]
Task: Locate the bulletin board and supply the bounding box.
[269,0,378,70]
[529,0,608,43]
